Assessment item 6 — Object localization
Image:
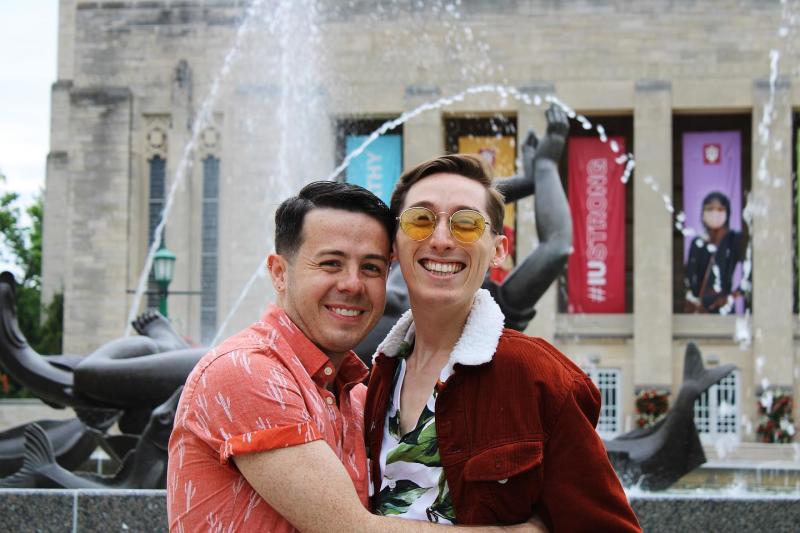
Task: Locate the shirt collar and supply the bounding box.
[262,305,368,388]
[373,288,505,381]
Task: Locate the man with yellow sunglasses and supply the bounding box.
[363,148,641,530]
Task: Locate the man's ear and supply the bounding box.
[267,253,288,294]
[492,233,509,268]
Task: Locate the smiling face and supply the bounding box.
[268,208,390,360]
[395,173,508,313]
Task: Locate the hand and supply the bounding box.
[521,129,539,188]
[683,299,704,314]
[533,104,570,163]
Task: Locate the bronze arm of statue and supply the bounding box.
[355,105,572,359]
[490,103,572,330]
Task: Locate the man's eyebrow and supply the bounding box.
[407,200,483,213]
[314,249,347,260]
[315,250,389,264]
[364,254,389,265]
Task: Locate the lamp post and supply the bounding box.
[153,243,176,317]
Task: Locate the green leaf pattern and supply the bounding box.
[375,480,429,516]
[377,357,456,524]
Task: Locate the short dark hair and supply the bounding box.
[389,154,505,232]
[275,181,394,258]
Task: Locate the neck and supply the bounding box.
[708,227,728,245]
[324,351,347,372]
[407,294,472,370]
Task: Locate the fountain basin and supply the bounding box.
[1,488,798,533]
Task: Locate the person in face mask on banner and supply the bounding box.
[684,191,749,314]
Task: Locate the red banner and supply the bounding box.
[567,137,626,313]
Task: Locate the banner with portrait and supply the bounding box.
[345,134,402,205]
[681,131,746,315]
[458,135,517,283]
[566,136,627,313]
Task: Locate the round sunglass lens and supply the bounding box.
[451,211,485,243]
[402,208,436,240]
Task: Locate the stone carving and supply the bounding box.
[605,342,736,490]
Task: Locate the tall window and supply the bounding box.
[672,114,752,315]
[335,118,403,205]
[201,156,220,344]
[148,156,166,309]
[694,370,740,443]
[585,367,622,439]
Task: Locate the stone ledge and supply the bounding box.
[1,489,798,532]
[0,489,167,533]
[631,494,800,533]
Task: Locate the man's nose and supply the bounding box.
[337,266,364,293]
[428,216,454,249]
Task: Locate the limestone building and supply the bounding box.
[44,0,800,442]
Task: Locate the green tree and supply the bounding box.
[0,174,63,397]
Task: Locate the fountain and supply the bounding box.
[3,0,799,531]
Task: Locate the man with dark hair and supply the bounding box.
[167,181,543,532]
[274,180,396,257]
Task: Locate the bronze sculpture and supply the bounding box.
[606,343,737,490]
[0,387,181,489]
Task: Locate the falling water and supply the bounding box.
[210,84,637,342]
[124,0,268,335]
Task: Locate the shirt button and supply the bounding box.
[325,397,334,405]
[497,478,508,484]
[323,367,333,376]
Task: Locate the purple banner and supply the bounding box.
[682,131,744,315]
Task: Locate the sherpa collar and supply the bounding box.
[373,288,505,381]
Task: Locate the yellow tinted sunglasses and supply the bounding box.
[397,206,492,244]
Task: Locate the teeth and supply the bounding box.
[422,260,464,274]
[330,307,362,317]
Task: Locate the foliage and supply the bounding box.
[0,174,63,398]
[635,388,670,428]
[756,390,795,443]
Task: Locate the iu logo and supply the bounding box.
[478,148,497,167]
[703,143,721,165]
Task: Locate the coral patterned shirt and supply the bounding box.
[167,305,369,532]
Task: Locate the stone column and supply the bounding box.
[63,88,132,354]
[57,0,76,80]
[751,79,794,395]
[403,86,444,169]
[632,80,673,390]
[165,59,197,338]
[42,81,74,305]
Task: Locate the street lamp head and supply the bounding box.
[153,244,176,288]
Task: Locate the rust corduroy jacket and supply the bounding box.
[364,289,641,532]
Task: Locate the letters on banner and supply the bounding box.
[567,137,626,313]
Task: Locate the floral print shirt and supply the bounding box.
[375,340,456,524]
[167,305,369,533]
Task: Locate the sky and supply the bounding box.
[0,1,58,206]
